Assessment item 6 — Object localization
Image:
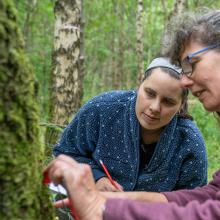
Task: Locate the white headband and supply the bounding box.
[145,57,182,75]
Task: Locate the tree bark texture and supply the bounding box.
[170,0,188,18]
[136,0,144,84]
[46,0,84,146]
[0,0,54,219]
[162,0,187,56]
[51,0,84,124]
[114,0,125,89]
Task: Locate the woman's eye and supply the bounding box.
[190,56,200,72]
[146,91,155,97]
[164,99,175,106]
[191,62,197,72]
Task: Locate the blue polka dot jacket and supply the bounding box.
[53,90,208,192]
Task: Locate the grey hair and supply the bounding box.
[162,9,220,118]
[162,9,220,66]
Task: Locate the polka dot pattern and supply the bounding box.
[54,90,207,191]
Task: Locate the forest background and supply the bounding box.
[15,0,220,180]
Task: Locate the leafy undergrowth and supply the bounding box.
[189,98,220,181]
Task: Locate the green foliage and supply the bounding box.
[189,98,220,180]
[15,0,54,120]
[15,0,220,110]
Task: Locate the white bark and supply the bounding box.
[52,0,84,125]
[136,0,144,84]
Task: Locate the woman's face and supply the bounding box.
[135,68,183,132]
[180,41,220,112]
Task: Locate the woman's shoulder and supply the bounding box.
[89,90,136,103]
[175,119,206,155]
[177,117,201,132]
[78,90,136,115]
[176,118,205,141]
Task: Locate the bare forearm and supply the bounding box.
[103,191,168,203]
[124,191,168,203]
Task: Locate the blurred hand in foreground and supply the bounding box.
[44,155,106,220]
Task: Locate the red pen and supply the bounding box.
[99,159,120,190]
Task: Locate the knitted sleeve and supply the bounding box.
[53,101,106,181]
[163,170,220,206]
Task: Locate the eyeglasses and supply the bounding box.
[181,44,218,76]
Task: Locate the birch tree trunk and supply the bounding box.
[0,0,53,219]
[113,1,121,89]
[136,0,144,84]
[162,0,187,56]
[170,0,188,18]
[46,0,84,146]
[115,0,125,89]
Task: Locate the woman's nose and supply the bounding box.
[180,75,194,88]
[149,100,160,113]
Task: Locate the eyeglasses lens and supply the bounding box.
[181,57,192,75]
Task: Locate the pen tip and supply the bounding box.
[99,159,103,164]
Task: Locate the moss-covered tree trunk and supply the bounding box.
[0,1,54,219]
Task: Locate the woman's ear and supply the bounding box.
[140,74,145,83]
[136,79,143,90]
[136,74,145,87]
[178,102,184,114]
[179,99,188,115]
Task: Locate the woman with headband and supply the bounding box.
[53,57,207,193]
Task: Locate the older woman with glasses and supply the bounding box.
[45,9,220,220]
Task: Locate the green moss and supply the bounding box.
[0,0,54,219]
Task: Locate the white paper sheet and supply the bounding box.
[49,183,67,195]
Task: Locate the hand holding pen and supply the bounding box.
[98,160,123,192]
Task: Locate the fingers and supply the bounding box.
[66,163,90,189]
[44,155,77,173]
[56,154,78,166]
[44,154,95,192]
[113,181,124,192]
[96,177,122,192]
[44,155,75,186]
[44,155,104,219]
[54,198,70,208]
